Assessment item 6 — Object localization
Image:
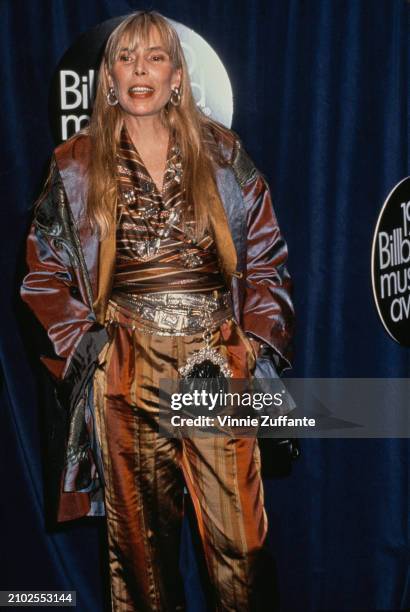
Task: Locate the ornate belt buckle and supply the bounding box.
[154,309,186,333]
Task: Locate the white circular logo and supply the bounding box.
[49,16,233,143]
[371,176,410,345]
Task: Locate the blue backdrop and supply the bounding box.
[1,0,409,610]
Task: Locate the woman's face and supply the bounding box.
[108,26,181,120]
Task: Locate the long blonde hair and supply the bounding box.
[87,11,224,240]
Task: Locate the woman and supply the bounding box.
[21,11,294,612]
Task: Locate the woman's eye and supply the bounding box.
[150,54,165,62]
[119,54,133,62]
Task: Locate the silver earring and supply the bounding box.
[170,87,181,107]
[107,87,118,106]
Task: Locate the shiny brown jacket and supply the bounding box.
[21,126,294,523]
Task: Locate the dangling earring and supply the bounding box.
[170,87,181,107]
[106,87,118,106]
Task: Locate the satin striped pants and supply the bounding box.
[93,300,276,611]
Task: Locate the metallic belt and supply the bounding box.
[109,290,233,336]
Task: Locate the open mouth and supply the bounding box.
[128,86,154,97]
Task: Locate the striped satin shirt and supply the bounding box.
[113,126,225,295]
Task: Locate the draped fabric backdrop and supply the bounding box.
[1,0,409,610]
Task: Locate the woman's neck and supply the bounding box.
[124,114,169,146]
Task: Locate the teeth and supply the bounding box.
[129,86,153,93]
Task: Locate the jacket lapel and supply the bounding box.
[92,217,116,323]
[54,137,100,305]
[214,166,247,273]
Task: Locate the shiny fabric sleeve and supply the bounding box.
[20,160,108,383]
[241,171,294,371]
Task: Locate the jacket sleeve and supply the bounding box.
[238,152,294,372]
[20,159,108,386]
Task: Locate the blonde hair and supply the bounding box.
[87,10,224,240]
